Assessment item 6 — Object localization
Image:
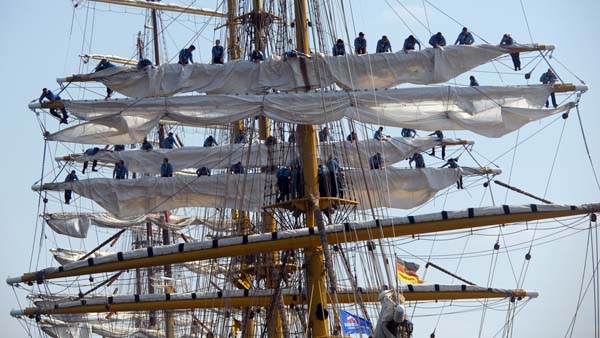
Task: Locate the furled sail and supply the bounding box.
[60,137,468,173]
[33,168,480,217]
[44,213,233,238]
[58,44,551,97]
[50,248,111,266]
[42,85,579,144]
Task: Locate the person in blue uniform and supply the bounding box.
[276,166,292,202]
[428,130,446,159]
[354,32,367,55]
[234,130,248,144]
[136,58,153,70]
[203,135,218,147]
[113,160,128,179]
[401,128,416,138]
[196,166,211,176]
[429,32,446,48]
[332,39,346,56]
[500,33,520,71]
[455,27,474,45]
[64,170,79,204]
[374,126,387,141]
[441,158,463,189]
[346,131,358,143]
[369,152,384,169]
[469,75,479,86]
[376,36,392,53]
[160,158,173,177]
[230,161,245,174]
[539,68,558,108]
[39,88,69,124]
[409,153,426,168]
[403,35,421,53]
[94,59,116,99]
[161,132,178,149]
[318,126,331,142]
[178,45,195,65]
[212,40,225,64]
[141,137,153,151]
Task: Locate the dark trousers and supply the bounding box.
[329,172,338,197]
[64,190,72,204]
[457,176,464,189]
[277,177,290,202]
[545,92,557,108]
[50,108,68,123]
[510,53,521,70]
[431,145,446,159]
[82,160,98,174]
[212,57,223,64]
[355,47,366,55]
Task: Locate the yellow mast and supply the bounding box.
[9,204,598,284]
[13,287,538,316]
[291,0,330,336]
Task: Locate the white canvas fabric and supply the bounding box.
[47,85,574,144]
[63,44,546,97]
[44,213,233,238]
[41,322,91,338]
[62,137,460,173]
[35,167,466,217]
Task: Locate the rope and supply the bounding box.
[574,104,600,192]
[423,0,490,43]
[518,0,534,44]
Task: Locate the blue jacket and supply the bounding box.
[354,37,367,51]
[332,43,346,56]
[328,158,340,174]
[65,172,79,182]
[403,38,420,51]
[39,90,60,103]
[500,36,515,45]
[212,45,224,59]
[179,48,194,64]
[376,39,392,53]
[162,136,177,149]
[455,32,474,45]
[429,34,447,47]
[161,163,173,177]
[203,136,218,147]
[539,72,557,84]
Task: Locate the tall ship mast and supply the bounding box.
[6,1,599,338]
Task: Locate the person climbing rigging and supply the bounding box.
[401,128,416,138]
[161,132,179,149]
[332,39,346,56]
[539,68,558,108]
[429,32,447,48]
[196,166,211,176]
[230,161,246,174]
[500,33,521,71]
[141,137,153,151]
[39,88,69,124]
[318,126,331,142]
[113,160,128,179]
[178,45,195,65]
[64,170,78,204]
[212,39,225,64]
[403,35,421,53]
[160,158,173,177]
[203,135,218,147]
[234,130,248,144]
[441,158,463,189]
[374,126,388,141]
[94,59,116,99]
[354,32,367,55]
[455,27,474,45]
[369,152,384,169]
[409,153,426,168]
[469,75,479,86]
[428,130,446,159]
[376,35,392,53]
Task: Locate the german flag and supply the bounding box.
[396,257,424,284]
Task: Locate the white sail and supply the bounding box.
[59,44,551,97]
[42,85,578,144]
[51,248,111,265]
[41,321,91,338]
[44,212,233,238]
[34,167,474,217]
[60,137,465,173]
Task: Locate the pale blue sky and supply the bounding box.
[0,0,599,337]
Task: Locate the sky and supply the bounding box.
[0,0,599,337]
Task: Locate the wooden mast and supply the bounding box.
[292,0,330,336]
[147,2,174,336]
